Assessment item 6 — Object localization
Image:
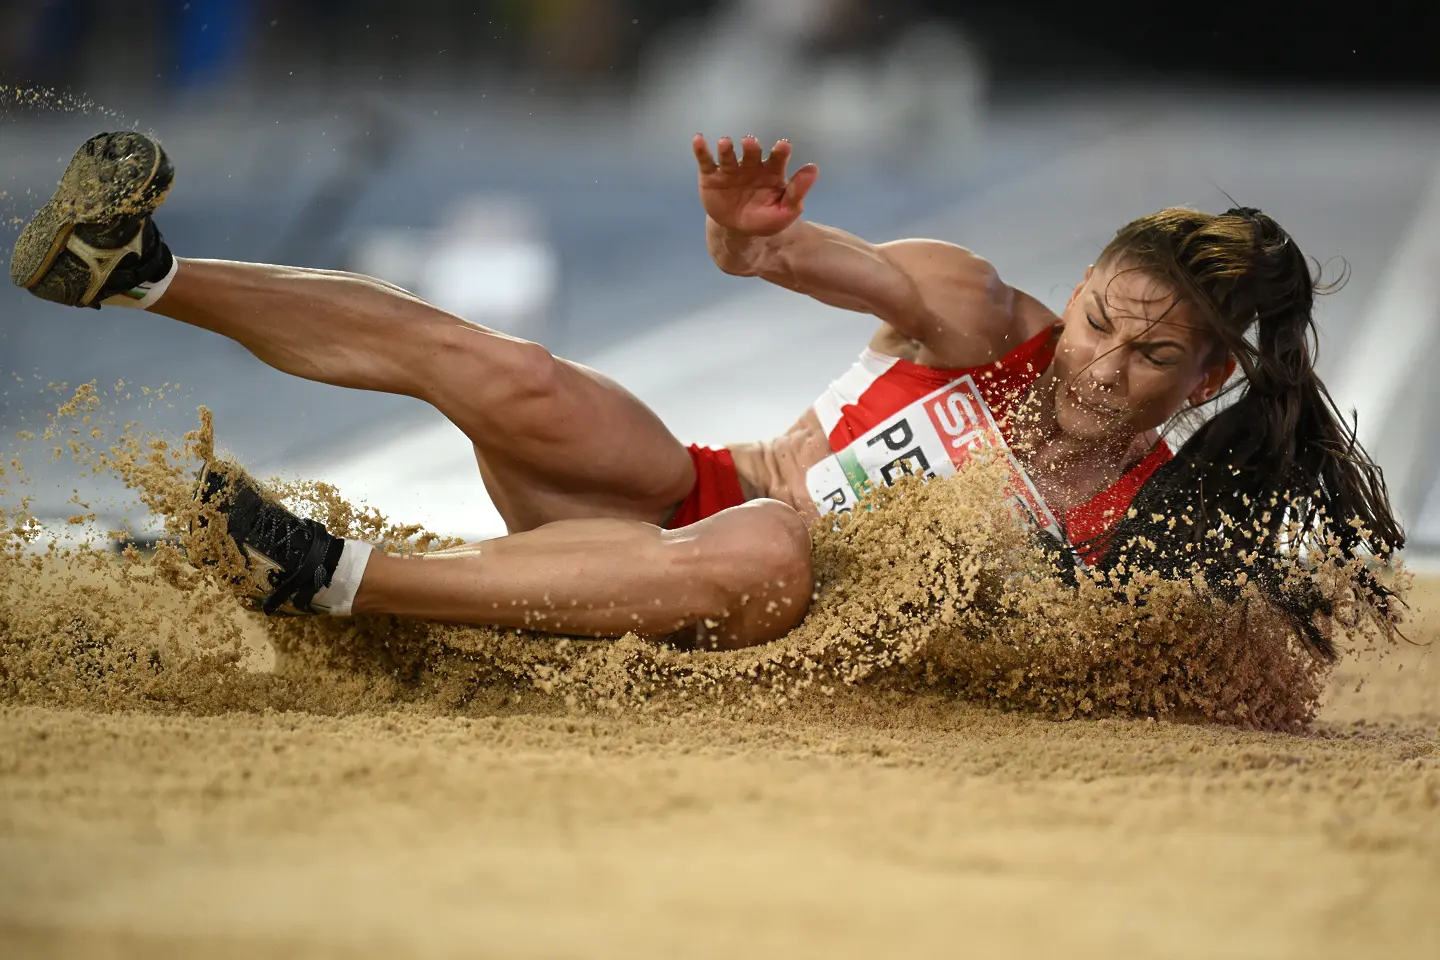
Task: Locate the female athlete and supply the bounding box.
[10,131,1404,652]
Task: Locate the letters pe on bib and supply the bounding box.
[805,373,1066,544]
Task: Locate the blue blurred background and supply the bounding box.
[3,0,1438,554]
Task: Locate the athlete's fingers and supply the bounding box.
[740,135,763,167]
[692,134,718,174]
[765,139,792,178]
[783,163,820,208]
[717,137,739,171]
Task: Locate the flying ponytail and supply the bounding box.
[1074,207,1404,659]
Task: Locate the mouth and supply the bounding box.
[1065,385,1122,418]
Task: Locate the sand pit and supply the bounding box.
[1,399,1437,957]
[1,572,1436,957]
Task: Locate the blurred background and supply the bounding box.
[2,0,1438,557]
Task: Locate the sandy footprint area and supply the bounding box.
[1,574,1437,959]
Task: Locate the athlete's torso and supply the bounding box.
[730,305,1171,553]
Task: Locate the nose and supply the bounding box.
[1085,344,1123,392]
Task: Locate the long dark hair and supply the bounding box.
[1073,207,1405,660]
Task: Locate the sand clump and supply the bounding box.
[0,383,1411,730]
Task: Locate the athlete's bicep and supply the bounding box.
[873,240,1016,356]
[756,229,1015,350]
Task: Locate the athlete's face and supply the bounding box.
[1051,261,1234,441]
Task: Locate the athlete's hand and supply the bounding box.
[693,134,819,237]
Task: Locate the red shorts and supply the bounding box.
[665,445,747,529]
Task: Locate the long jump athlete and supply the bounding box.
[9,132,1403,652]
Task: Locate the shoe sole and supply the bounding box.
[9,132,174,297]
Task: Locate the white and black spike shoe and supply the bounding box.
[10,131,175,308]
[193,461,346,616]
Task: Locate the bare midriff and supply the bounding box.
[726,325,993,520]
[728,411,834,523]
[726,328,935,519]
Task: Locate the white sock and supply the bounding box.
[311,540,373,616]
[101,256,179,310]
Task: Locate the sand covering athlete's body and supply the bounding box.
[10,132,1403,652]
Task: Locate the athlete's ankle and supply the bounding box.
[311,539,373,616]
[100,226,177,310]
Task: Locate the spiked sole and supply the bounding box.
[9,132,174,305]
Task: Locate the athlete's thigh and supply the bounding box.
[470,358,696,532]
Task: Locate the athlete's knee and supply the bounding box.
[737,499,813,589]
[432,328,561,410]
[680,499,814,645]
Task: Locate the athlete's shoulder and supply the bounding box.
[875,238,997,286]
[1008,287,1063,343]
[875,239,1025,365]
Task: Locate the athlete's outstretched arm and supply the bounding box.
[693,135,1016,357]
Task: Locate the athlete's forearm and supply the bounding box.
[706,216,781,276]
[706,217,917,317]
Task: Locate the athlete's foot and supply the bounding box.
[192,461,347,616]
[10,131,175,308]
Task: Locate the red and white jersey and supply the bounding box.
[805,326,1172,557]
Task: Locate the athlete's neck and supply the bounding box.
[1024,369,1140,478]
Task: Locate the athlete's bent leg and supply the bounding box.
[9,132,695,534]
[352,500,813,649]
[157,259,696,531]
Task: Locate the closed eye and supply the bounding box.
[1140,350,1178,367]
[1086,314,1105,331]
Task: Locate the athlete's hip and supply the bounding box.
[728,436,827,522]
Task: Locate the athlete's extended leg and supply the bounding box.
[155,260,696,530]
[195,459,811,649]
[10,132,695,533]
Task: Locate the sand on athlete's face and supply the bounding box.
[0,383,1409,730]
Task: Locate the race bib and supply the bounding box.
[805,374,1065,541]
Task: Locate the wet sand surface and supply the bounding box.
[1,573,1435,959]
